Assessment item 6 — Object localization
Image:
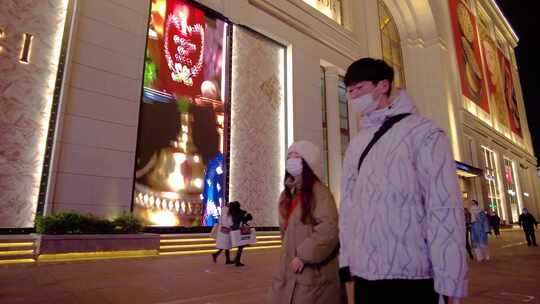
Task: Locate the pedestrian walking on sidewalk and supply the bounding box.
[229,201,253,267]
[464,208,474,260]
[270,141,344,304]
[470,201,490,261]
[212,201,234,264]
[518,208,538,247]
[338,58,467,304]
[489,211,501,238]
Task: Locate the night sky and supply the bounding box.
[495,1,540,161]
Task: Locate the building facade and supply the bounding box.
[1,0,538,230]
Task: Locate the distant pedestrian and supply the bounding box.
[229,201,253,267]
[489,211,501,238]
[464,208,474,260]
[518,208,538,247]
[212,201,234,264]
[470,200,490,261]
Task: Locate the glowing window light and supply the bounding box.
[301,0,342,24]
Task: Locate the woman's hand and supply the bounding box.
[289,257,304,273]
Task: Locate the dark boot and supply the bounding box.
[234,246,245,267]
[225,250,234,264]
[212,249,222,263]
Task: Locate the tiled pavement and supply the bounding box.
[0,230,539,303]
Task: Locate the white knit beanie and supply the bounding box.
[287,141,322,179]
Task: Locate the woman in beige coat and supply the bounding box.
[270,141,344,304]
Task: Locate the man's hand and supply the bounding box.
[345,281,355,304]
[289,257,304,273]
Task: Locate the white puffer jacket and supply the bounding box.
[339,90,468,298]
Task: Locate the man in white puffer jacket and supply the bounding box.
[338,58,467,304]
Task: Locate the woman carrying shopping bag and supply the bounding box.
[228,201,253,267]
[212,202,234,264]
[270,141,344,304]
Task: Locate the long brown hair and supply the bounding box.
[279,159,320,225]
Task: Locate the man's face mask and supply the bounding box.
[347,80,388,115]
[349,93,379,115]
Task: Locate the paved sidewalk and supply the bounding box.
[0,230,539,303]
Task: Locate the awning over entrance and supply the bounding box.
[456,161,483,178]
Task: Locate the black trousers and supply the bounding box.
[354,277,448,304]
[465,228,474,260]
[524,228,537,246]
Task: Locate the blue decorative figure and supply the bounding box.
[202,152,224,226]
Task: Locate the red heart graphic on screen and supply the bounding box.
[163,7,204,92]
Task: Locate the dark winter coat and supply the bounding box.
[489,215,501,228]
[519,213,538,230]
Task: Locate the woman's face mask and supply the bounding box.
[286,158,303,177]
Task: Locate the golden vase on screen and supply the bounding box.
[135,109,205,227]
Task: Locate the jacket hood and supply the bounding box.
[361,90,417,129]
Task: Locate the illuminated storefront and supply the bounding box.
[1,0,539,231]
[481,146,506,220]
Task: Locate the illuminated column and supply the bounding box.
[0,0,72,228]
[323,66,343,205]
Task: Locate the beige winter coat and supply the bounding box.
[270,182,344,304]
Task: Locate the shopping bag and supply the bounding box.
[216,226,232,249]
[230,226,257,247]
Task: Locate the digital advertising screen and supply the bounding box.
[133,0,229,227]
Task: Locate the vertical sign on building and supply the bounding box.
[449,0,490,113]
[498,51,522,137]
[478,22,510,129]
